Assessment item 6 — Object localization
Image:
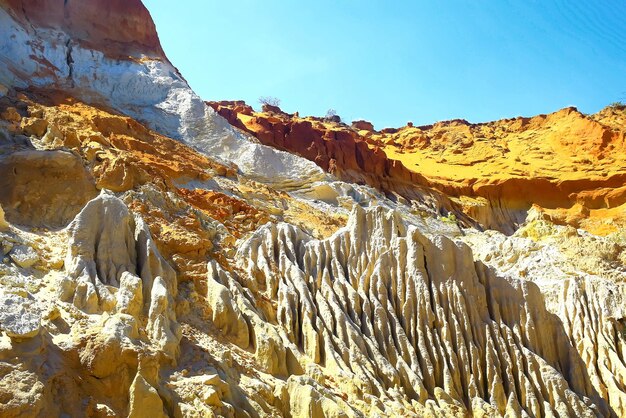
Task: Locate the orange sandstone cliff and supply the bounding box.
[209,100,626,235]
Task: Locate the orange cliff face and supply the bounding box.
[208,101,626,235]
[0,88,232,280]
[208,100,480,227]
[1,0,164,59]
[0,88,344,281]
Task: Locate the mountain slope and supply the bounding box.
[0,1,625,417]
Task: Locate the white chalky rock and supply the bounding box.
[0,291,40,338]
[64,192,181,358]
[234,205,614,416]
[9,245,39,269]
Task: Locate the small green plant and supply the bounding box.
[609,101,626,111]
[440,212,458,224]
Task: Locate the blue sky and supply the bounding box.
[143,0,626,128]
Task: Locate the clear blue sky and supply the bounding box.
[143,0,626,128]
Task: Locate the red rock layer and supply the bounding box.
[207,100,473,224]
[1,0,164,58]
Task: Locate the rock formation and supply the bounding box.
[0,1,624,417]
[210,101,626,235]
[0,149,98,227]
[3,0,163,58]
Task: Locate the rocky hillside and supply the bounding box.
[210,101,626,236]
[0,1,625,417]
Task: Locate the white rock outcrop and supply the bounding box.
[0,291,40,339]
[230,205,614,416]
[462,223,626,417]
[8,245,38,269]
[63,191,181,358]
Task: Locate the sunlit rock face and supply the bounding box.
[0,0,328,190]
[212,101,626,236]
[0,149,98,227]
[0,1,625,417]
[3,0,164,58]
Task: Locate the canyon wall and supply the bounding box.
[0,1,624,417]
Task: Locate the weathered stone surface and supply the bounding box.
[351,119,375,132]
[3,0,165,59]
[205,260,250,348]
[65,192,180,357]
[235,206,619,416]
[8,245,38,268]
[19,117,47,137]
[213,101,626,235]
[0,367,45,416]
[0,150,98,228]
[0,0,623,417]
[128,372,167,418]
[0,237,12,256]
[116,272,143,318]
[0,291,40,338]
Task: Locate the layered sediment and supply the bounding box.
[0,1,625,417]
[210,101,626,235]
